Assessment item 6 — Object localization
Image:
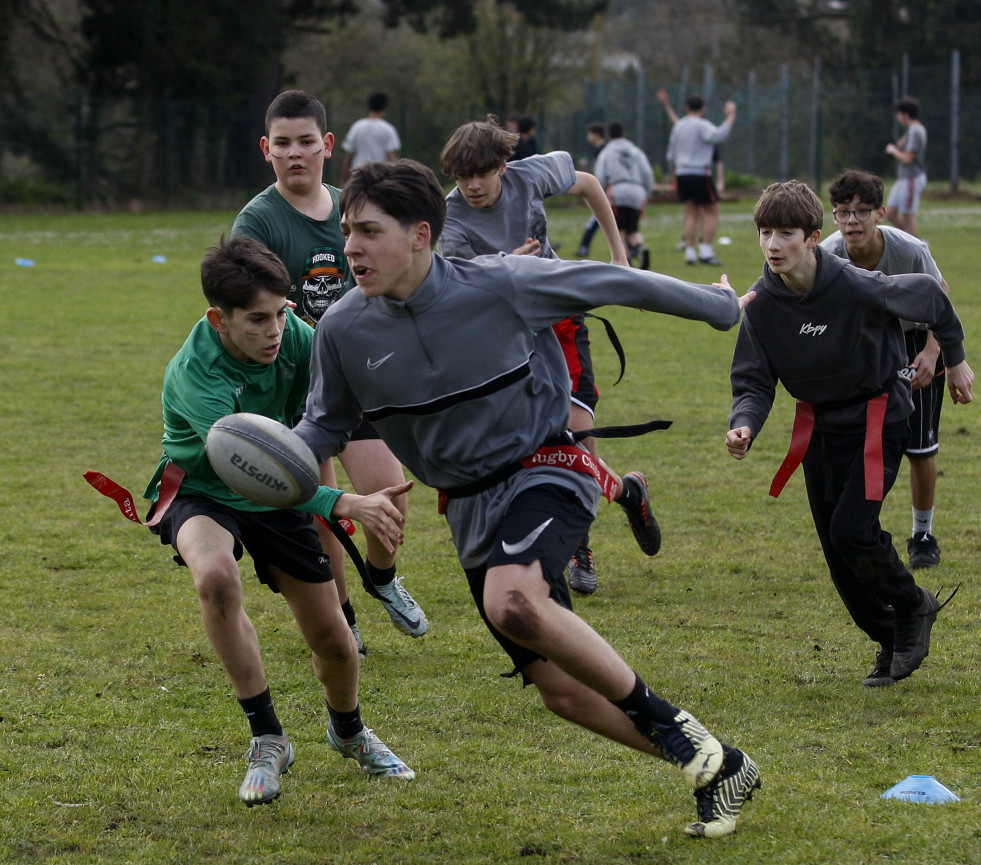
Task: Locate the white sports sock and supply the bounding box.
[698,242,714,259]
[685,246,697,263]
[912,507,934,536]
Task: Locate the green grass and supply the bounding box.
[1,201,980,864]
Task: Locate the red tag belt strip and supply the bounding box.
[769,394,888,501]
[83,461,186,526]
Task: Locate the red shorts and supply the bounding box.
[552,314,598,413]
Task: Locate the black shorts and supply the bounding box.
[464,484,594,680]
[552,315,598,413]
[676,173,719,206]
[903,329,945,458]
[151,495,333,593]
[611,204,642,234]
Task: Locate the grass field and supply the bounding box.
[1,197,979,865]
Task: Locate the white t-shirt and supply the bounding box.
[342,117,401,168]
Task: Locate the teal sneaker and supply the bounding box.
[238,734,295,806]
[327,724,415,779]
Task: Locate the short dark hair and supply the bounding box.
[607,120,625,139]
[754,180,824,234]
[516,114,536,134]
[587,122,605,137]
[685,95,705,112]
[368,91,389,113]
[828,170,884,209]
[895,97,920,119]
[440,116,517,178]
[264,90,327,136]
[340,159,446,249]
[201,235,291,310]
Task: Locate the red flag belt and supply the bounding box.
[769,393,889,501]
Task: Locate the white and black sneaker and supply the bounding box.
[373,576,428,637]
[651,710,724,790]
[685,746,761,838]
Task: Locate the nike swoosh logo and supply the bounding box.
[367,352,395,370]
[501,518,553,556]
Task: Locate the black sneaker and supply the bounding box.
[618,472,661,556]
[639,246,650,270]
[685,746,761,839]
[890,587,940,680]
[861,647,894,687]
[699,255,724,267]
[567,540,598,594]
[907,532,940,569]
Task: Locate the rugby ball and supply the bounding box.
[206,413,319,508]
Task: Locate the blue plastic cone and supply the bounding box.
[881,775,961,804]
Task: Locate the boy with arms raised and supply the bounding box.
[822,169,950,576]
[144,234,413,804]
[294,159,761,839]
[726,180,972,687]
[438,117,658,597]
[232,90,427,648]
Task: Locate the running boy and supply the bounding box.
[231,90,427,647]
[822,169,951,571]
[143,234,414,804]
[726,180,973,687]
[294,159,761,839]
[438,117,657,597]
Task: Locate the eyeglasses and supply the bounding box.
[832,207,876,223]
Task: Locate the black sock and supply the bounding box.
[617,475,637,506]
[341,599,357,628]
[327,702,364,740]
[366,561,397,588]
[611,673,679,738]
[239,687,283,738]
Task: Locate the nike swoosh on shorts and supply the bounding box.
[501,518,553,556]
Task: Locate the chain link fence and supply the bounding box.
[1,54,976,209]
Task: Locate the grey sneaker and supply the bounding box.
[861,647,895,687]
[907,532,940,569]
[685,747,761,838]
[351,623,367,660]
[651,710,724,790]
[373,576,428,637]
[238,734,295,806]
[890,587,940,680]
[327,725,415,779]
[567,540,598,595]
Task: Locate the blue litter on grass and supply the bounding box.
[15,258,35,267]
[151,255,167,264]
[881,775,960,804]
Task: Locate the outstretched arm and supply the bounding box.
[567,170,629,266]
[333,481,414,555]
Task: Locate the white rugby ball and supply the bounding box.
[206,413,319,508]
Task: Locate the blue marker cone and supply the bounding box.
[881,775,960,804]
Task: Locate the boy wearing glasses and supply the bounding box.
[726,180,973,688]
[822,170,950,573]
